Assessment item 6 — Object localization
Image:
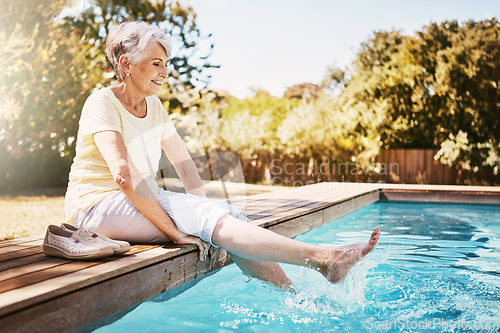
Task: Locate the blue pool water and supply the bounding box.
[92,201,500,332]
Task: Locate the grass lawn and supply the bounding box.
[0,188,66,241]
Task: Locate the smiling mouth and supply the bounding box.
[151,80,162,86]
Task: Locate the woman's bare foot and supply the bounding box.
[319,228,380,283]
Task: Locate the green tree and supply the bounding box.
[1,0,86,189]
[326,20,500,176]
[321,64,347,95]
[221,90,300,138]
[277,94,383,178]
[429,20,500,174]
[283,83,321,101]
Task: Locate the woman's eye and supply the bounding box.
[153,63,160,66]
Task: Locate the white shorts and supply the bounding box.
[71,188,248,246]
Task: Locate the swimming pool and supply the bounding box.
[89,201,500,332]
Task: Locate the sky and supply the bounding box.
[187,0,500,98]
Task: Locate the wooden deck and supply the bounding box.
[1,183,499,333]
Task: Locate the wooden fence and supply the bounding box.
[376,149,500,185]
[376,149,459,184]
[236,149,499,186]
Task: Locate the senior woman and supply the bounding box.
[63,21,380,289]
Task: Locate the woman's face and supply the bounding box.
[128,41,169,96]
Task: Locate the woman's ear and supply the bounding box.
[119,55,132,75]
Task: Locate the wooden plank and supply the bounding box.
[0,248,232,333]
[416,150,424,183]
[246,198,323,221]
[0,246,160,285]
[237,198,305,215]
[434,151,445,184]
[425,150,434,184]
[0,239,43,255]
[0,234,45,248]
[405,149,413,183]
[409,149,416,183]
[265,189,367,219]
[393,149,401,181]
[245,198,315,219]
[268,191,379,239]
[0,253,51,273]
[0,257,68,283]
[0,245,157,295]
[230,194,298,214]
[238,200,307,216]
[389,149,398,181]
[0,245,184,316]
[250,188,380,228]
[0,246,43,261]
[243,183,376,219]
[248,183,377,219]
[0,261,97,294]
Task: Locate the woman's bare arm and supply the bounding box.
[161,132,207,197]
[93,130,209,259]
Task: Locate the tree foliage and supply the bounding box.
[283,83,321,101]
[205,19,499,184]
[221,91,300,141]
[324,19,500,175]
[1,0,84,189]
[186,19,498,185]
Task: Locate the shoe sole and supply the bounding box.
[43,244,113,260]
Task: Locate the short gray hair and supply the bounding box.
[105,21,172,81]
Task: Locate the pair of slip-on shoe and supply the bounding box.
[43,224,131,260]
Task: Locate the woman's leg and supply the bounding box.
[229,254,294,290]
[212,214,380,283]
[73,191,171,244]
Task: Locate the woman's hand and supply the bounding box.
[172,232,210,261]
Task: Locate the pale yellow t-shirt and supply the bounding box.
[64,87,176,222]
